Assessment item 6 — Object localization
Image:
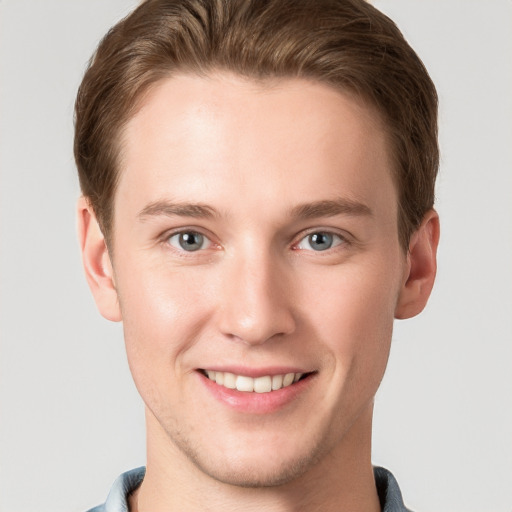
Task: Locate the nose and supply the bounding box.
[217,250,296,345]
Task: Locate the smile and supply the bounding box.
[202,370,305,393]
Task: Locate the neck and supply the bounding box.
[130,405,380,512]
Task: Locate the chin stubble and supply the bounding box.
[164,422,329,489]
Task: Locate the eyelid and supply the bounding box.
[160,227,219,252]
[168,232,211,251]
[157,226,352,253]
[292,228,350,251]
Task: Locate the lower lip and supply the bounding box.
[198,372,314,414]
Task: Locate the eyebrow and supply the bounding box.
[137,197,372,222]
[289,198,372,219]
[138,200,218,220]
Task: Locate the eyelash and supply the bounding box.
[161,228,350,255]
[293,230,348,252]
[163,229,217,254]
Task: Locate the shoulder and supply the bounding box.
[374,466,413,512]
[85,467,146,512]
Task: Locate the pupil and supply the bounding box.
[310,232,332,251]
[179,232,203,251]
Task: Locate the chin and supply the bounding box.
[171,428,326,488]
[195,453,321,488]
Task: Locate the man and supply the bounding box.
[75,0,439,510]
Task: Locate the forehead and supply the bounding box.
[116,72,396,224]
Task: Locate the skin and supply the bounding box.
[78,72,439,512]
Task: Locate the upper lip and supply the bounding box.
[198,366,312,378]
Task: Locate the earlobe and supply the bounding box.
[395,209,440,320]
[77,196,122,322]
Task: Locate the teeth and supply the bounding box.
[271,374,283,390]
[205,370,304,393]
[236,375,254,392]
[254,376,272,393]
[283,373,295,387]
[223,372,236,389]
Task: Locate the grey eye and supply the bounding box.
[308,232,334,251]
[296,232,343,252]
[168,231,209,252]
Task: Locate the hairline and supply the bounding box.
[105,67,404,253]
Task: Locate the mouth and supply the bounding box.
[199,369,311,393]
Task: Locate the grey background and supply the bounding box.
[1,1,511,511]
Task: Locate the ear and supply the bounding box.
[395,209,440,319]
[77,196,122,322]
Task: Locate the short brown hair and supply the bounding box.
[74,0,438,249]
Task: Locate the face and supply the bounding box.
[93,73,415,486]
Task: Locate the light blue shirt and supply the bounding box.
[87,465,412,512]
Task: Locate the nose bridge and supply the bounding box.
[218,244,295,345]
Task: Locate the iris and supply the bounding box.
[308,232,334,251]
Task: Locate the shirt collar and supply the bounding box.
[94,465,411,512]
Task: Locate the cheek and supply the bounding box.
[114,261,212,389]
[304,259,401,388]
[304,258,400,336]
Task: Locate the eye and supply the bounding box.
[296,231,344,252]
[167,231,212,252]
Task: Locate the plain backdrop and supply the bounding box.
[0,1,511,511]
